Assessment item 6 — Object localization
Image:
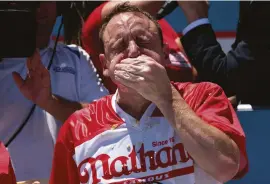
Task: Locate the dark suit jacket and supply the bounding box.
[181,24,270,106]
[233,1,270,48]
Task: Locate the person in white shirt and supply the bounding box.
[0,2,108,182]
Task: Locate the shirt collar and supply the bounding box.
[111,90,157,129]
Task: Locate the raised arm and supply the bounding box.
[13,49,107,123]
[178,1,255,96]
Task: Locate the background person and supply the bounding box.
[179,1,270,105]
[0,1,108,182]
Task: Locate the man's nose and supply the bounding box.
[127,40,140,58]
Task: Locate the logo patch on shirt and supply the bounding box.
[53,63,76,75]
[77,142,193,183]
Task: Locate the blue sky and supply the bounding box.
[165,1,239,32]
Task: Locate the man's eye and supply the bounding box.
[136,40,150,46]
[112,39,126,50]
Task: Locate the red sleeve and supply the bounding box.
[82,2,108,55]
[0,142,16,184]
[192,83,248,179]
[49,118,79,184]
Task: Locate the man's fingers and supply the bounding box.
[26,56,33,71]
[120,55,155,67]
[32,49,43,70]
[114,74,134,89]
[120,58,145,65]
[114,70,144,84]
[41,69,51,88]
[12,72,25,89]
[27,49,42,71]
[110,53,125,71]
[114,63,142,75]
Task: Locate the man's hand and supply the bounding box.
[12,50,87,122]
[12,49,52,109]
[177,1,209,23]
[114,55,172,104]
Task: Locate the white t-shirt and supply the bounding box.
[0,41,109,181]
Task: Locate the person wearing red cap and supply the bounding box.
[82,1,195,94]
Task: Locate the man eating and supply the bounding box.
[50,3,248,184]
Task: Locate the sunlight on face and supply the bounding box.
[101,12,165,92]
[103,12,163,62]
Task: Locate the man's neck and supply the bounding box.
[116,89,151,120]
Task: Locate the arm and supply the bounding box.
[155,84,241,182]
[181,23,253,96]
[178,1,255,96]
[13,49,107,123]
[44,95,87,123]
[45,46,109,122]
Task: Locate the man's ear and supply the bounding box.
[99,54,110,77]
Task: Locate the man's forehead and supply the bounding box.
[103,12,157,41]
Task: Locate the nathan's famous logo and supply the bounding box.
[78,142,191,183]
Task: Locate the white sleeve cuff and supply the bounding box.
[182,18,210,35]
